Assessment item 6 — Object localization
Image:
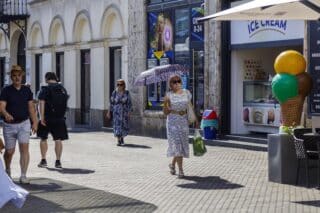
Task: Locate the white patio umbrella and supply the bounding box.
[198,0,320,21]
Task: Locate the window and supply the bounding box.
[147,11,173,108]
[175,8,189,50]
[146,2,204,111]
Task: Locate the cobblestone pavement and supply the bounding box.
[2,131,320,212]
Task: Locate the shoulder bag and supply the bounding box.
[187,101,196,124]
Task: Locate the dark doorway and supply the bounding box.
[80,50,90,125]
[104,47,121,127]
[56,52,64,83]
[17,33,26,83]
[0,57,5,88]
[35,54,42,94]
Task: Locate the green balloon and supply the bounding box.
[271,73,298,103]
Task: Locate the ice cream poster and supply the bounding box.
[243,59,267,81]
[243,107,281,127]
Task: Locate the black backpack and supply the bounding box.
[46,84,69,118]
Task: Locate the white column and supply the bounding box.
[90,47,105,110]
[121,44,128,85]
[25,50,32,87]
[41,52,52,84]
[64,50,77,108]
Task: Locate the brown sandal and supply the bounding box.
[178,170,184,179]
[169,164,176,175]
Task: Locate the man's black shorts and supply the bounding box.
[37,118,69,141]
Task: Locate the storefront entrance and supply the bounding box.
[225,18,304,134]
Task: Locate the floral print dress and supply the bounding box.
[110,90,132,137]
[166,89,191,158]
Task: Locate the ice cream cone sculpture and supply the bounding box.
[272,50,313,127]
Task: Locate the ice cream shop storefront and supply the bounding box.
[228,20,304,134]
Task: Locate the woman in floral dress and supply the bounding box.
[107,79,132,146]
[0,138,28,209]
[163,75,196,178]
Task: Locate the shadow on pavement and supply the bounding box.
[3,178,157,213]
[177,176,244,190]
[16,181,63,192]
[294,200,320,207]
[45,167,95,174]
[122,143,152,149]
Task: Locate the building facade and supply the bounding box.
[0,0,134,129]
[0,0,224,138]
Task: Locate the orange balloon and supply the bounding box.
[274,50,306,75]
[296,72,313,97]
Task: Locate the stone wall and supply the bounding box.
[127,0,160,137]
[204,0,222,115]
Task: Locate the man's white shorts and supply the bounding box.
[3,119,31,150]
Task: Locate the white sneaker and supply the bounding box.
[19,176,30,184]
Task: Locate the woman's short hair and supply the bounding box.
[116,79,126,89]
[45,72,58,81]
[168,74,181,90]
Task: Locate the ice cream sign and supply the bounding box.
[230,20,303,45]
[247,20,287,38]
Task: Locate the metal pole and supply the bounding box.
[192,49,195,106]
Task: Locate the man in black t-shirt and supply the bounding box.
[0,65,38,184]
[37,72,69,169]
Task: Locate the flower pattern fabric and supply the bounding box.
[110,90,132,137]
[166,89,191,158]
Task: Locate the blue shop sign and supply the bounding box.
[191,7,204,42]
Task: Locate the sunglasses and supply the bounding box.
[172,80,181,84]
[117,83,124,86]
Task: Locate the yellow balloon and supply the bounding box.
[274,50,306,75]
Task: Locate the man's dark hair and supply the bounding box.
[45,72,58,81]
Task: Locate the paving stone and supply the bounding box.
[1,131,320,212]
[2,178,157,213]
